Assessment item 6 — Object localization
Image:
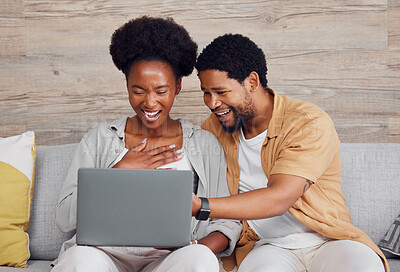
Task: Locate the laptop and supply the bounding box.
[76,168,194,248]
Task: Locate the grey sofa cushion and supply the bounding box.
[0,260,52,272]
[28,144,78,260]
[340,143,400,245]
[389,258,400,271]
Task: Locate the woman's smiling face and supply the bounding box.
[127,60,180,131]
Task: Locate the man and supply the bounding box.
[192,34,388,272]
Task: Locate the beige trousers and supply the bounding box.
[238,240,385,272]
[52,244,219,272]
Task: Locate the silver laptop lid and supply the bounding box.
[76,168,193,248]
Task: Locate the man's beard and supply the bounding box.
[220,93,255,133]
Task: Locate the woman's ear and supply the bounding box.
[175,77,182,95]
[248,71,260,92]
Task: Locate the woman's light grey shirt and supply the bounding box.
[55,117,241,257]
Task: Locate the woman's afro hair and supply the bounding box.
[195,34,268,88]
[109,16,197,79]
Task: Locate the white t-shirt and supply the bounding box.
[238,128,328,249]
[115,148,192,171]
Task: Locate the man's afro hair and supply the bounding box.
[110,16,197,79]
[195,34,268,88]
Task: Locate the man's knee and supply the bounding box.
[312,240,385,272]
[238,245,301,272]
[336,240,384,272]
[172,244,219,271]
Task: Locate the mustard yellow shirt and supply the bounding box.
[202,89,388,271]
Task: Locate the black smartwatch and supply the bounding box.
[195,197,210,221]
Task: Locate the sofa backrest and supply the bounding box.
[28,142,400,260]
[340,143,400,244]
[28,144,78,260]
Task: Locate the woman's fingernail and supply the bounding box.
[176,154,183,159]
[141,138,147,143]
[175,148,184,154]
[169,144,176,149]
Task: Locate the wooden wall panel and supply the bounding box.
[0,0,24,16]
[1,0,399,145]
[388,0,400,48]
[0,18,25,56]
[388,118,400,138]
[0,0,25,56]
[23,0,387,53]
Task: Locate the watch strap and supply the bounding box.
[195,197,210,220]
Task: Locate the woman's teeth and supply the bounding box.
[143,110,160,120]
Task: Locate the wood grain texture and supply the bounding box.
[268,49,400,113]
[388,118,400,137]
[0,0,25,56]
[0,0,24,17]
[334,118,393,143]
[23,0,387,56]
[388,0,400,48]
[0,18,25,56]
[1,0,399,144]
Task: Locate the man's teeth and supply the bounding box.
[215,110,230,116]
[144,110,160,117]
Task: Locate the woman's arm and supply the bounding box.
[193,173,313,220]
[197,231,229,254]
[56,135,96,232]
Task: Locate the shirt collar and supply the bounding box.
[109,116,129,140]
[177,118,194,138]
[234,89,282,145]
[266,88,284,139]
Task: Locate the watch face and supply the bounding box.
[196,209,210,221]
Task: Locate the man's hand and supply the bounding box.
[113,139,183,169]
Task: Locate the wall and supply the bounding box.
[1,0,399,145]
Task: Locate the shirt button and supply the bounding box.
[115,149,119,153]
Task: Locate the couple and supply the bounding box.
[52,16,388,272]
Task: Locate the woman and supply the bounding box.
[52,16,240,272]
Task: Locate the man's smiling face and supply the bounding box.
[199,69,255,133]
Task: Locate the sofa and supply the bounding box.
[0,142,399,271]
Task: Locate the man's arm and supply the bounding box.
[193,174,313,220]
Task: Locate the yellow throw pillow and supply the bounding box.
[0,131,36,268]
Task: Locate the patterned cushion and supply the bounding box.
[379,213,400,258]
